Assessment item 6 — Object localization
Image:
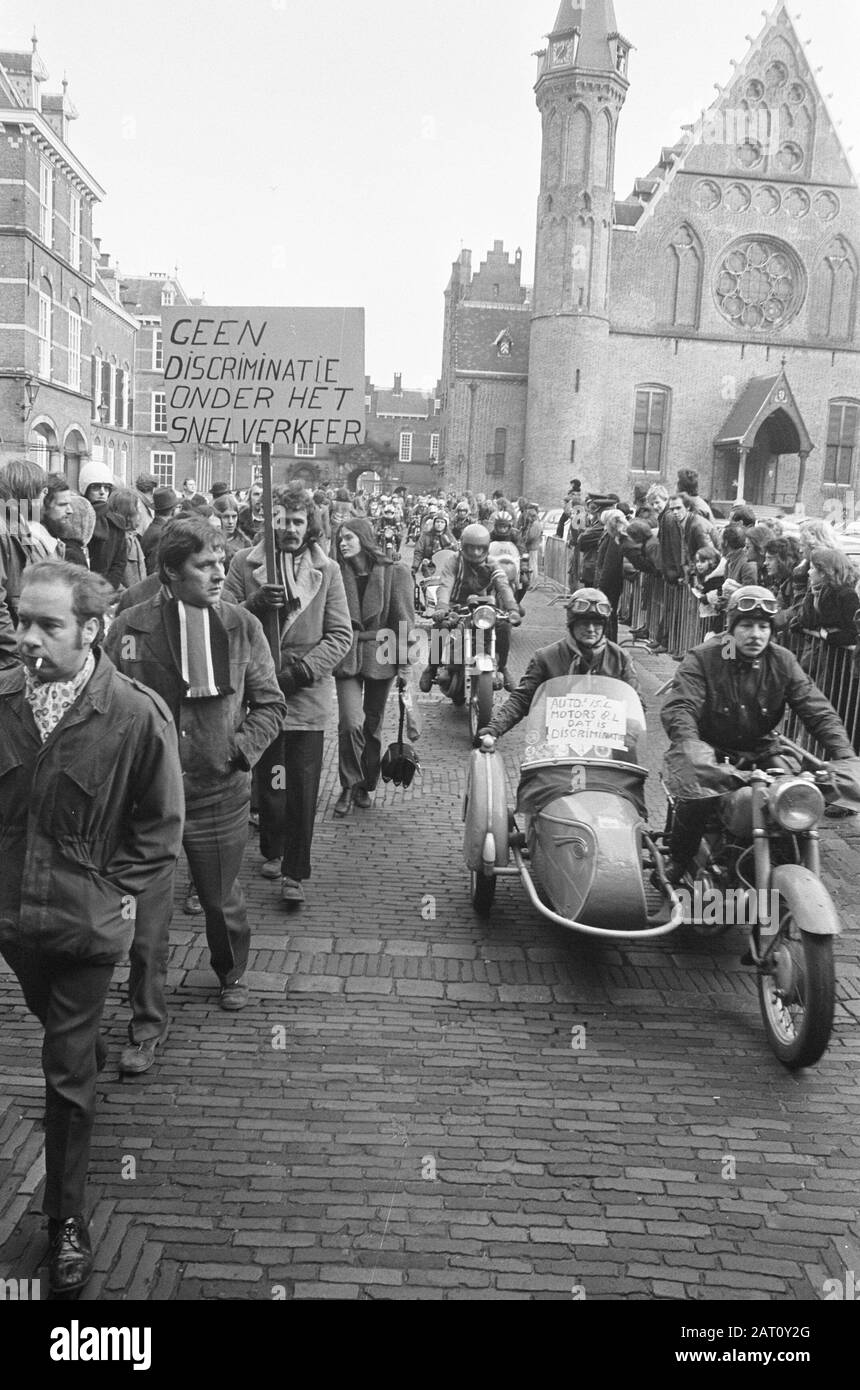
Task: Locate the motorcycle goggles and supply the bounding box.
[733,595,779,616]
[566,597,613,619]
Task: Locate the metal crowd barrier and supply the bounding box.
[542,536,570,587]
[548,548,860,756]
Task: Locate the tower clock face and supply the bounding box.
[552,39,575,66]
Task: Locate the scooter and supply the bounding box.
[463,676,841,1070]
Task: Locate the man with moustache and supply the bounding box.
[223,483,351,904]
[660,585,858,883]
[104,517,286,1049]
[0,561,184,1293]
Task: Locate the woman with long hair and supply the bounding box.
[105,487,147,589]
[332,517,415,816]
[796,546,860,649]
[791,546,860,754]
[793,518,844,605]
[764,535,801,630]
[743,523,774,584]
[213,493,248,562]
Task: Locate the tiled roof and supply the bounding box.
[714,375,780,445]
[119,277,189,314]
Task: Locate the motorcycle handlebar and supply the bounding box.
[777,735,829,771]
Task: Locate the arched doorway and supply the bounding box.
[356,470,382,496]
[63,426,88,490]
[28,418,59,473]
[745,409,802,508]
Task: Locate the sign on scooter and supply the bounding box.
[544,693,628,758]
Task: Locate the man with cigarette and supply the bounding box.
[0,560,184,1293]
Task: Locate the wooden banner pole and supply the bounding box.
[260,442,281,668]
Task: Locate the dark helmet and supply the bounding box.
[565,587,613,625]
[460,523,491,557]
[726,585,780,632]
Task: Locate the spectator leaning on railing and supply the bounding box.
[792,547,860,654]
[764,535,802,629]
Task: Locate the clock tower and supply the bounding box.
[524,1,632,498]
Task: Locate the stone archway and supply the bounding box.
[28,417,59,473]
[62,426,88,490]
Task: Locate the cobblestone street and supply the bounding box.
[2,580,860,1302]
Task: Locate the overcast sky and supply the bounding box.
[4,1,857,388]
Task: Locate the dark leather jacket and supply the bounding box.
[662,637,855,761]
[488,635,639,738]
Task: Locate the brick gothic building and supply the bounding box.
[441,1,860,517]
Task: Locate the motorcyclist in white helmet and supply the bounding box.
[419,524,521,694]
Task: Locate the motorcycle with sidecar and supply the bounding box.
[463,673,843,1070]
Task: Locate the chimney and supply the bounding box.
[394,373,402,396]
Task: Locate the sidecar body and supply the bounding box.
[463,676,682,938]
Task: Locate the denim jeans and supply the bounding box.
[336,676,394,791]
[1,947,113,1218]
[256,730,325,882]
[183,786,251,984]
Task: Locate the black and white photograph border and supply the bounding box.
[0,0,859,1342]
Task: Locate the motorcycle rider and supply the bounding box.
[660,584,858,884]
[489,507,529,604]
[375,502,403,557]
[451,499,474,542]
[418,524,521,694]
[477,588,640,743]
[412,510,456,577]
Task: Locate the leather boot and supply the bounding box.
[48,1215,93,1295]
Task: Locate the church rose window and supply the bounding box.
[714,237,805,331]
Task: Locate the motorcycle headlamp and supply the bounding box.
[768,777,825,832]
[473,604,496,631]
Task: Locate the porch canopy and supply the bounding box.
[712,369,814,509]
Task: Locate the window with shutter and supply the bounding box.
[100,361,112,421]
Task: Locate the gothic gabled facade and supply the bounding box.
[441,2,860,518]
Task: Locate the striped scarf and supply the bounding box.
[162,598,233,700]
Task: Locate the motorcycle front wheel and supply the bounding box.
[757,901,835,1069]
[470,868,495,918]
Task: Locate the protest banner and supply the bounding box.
[160,306,365,663]
[159,306,365,452]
